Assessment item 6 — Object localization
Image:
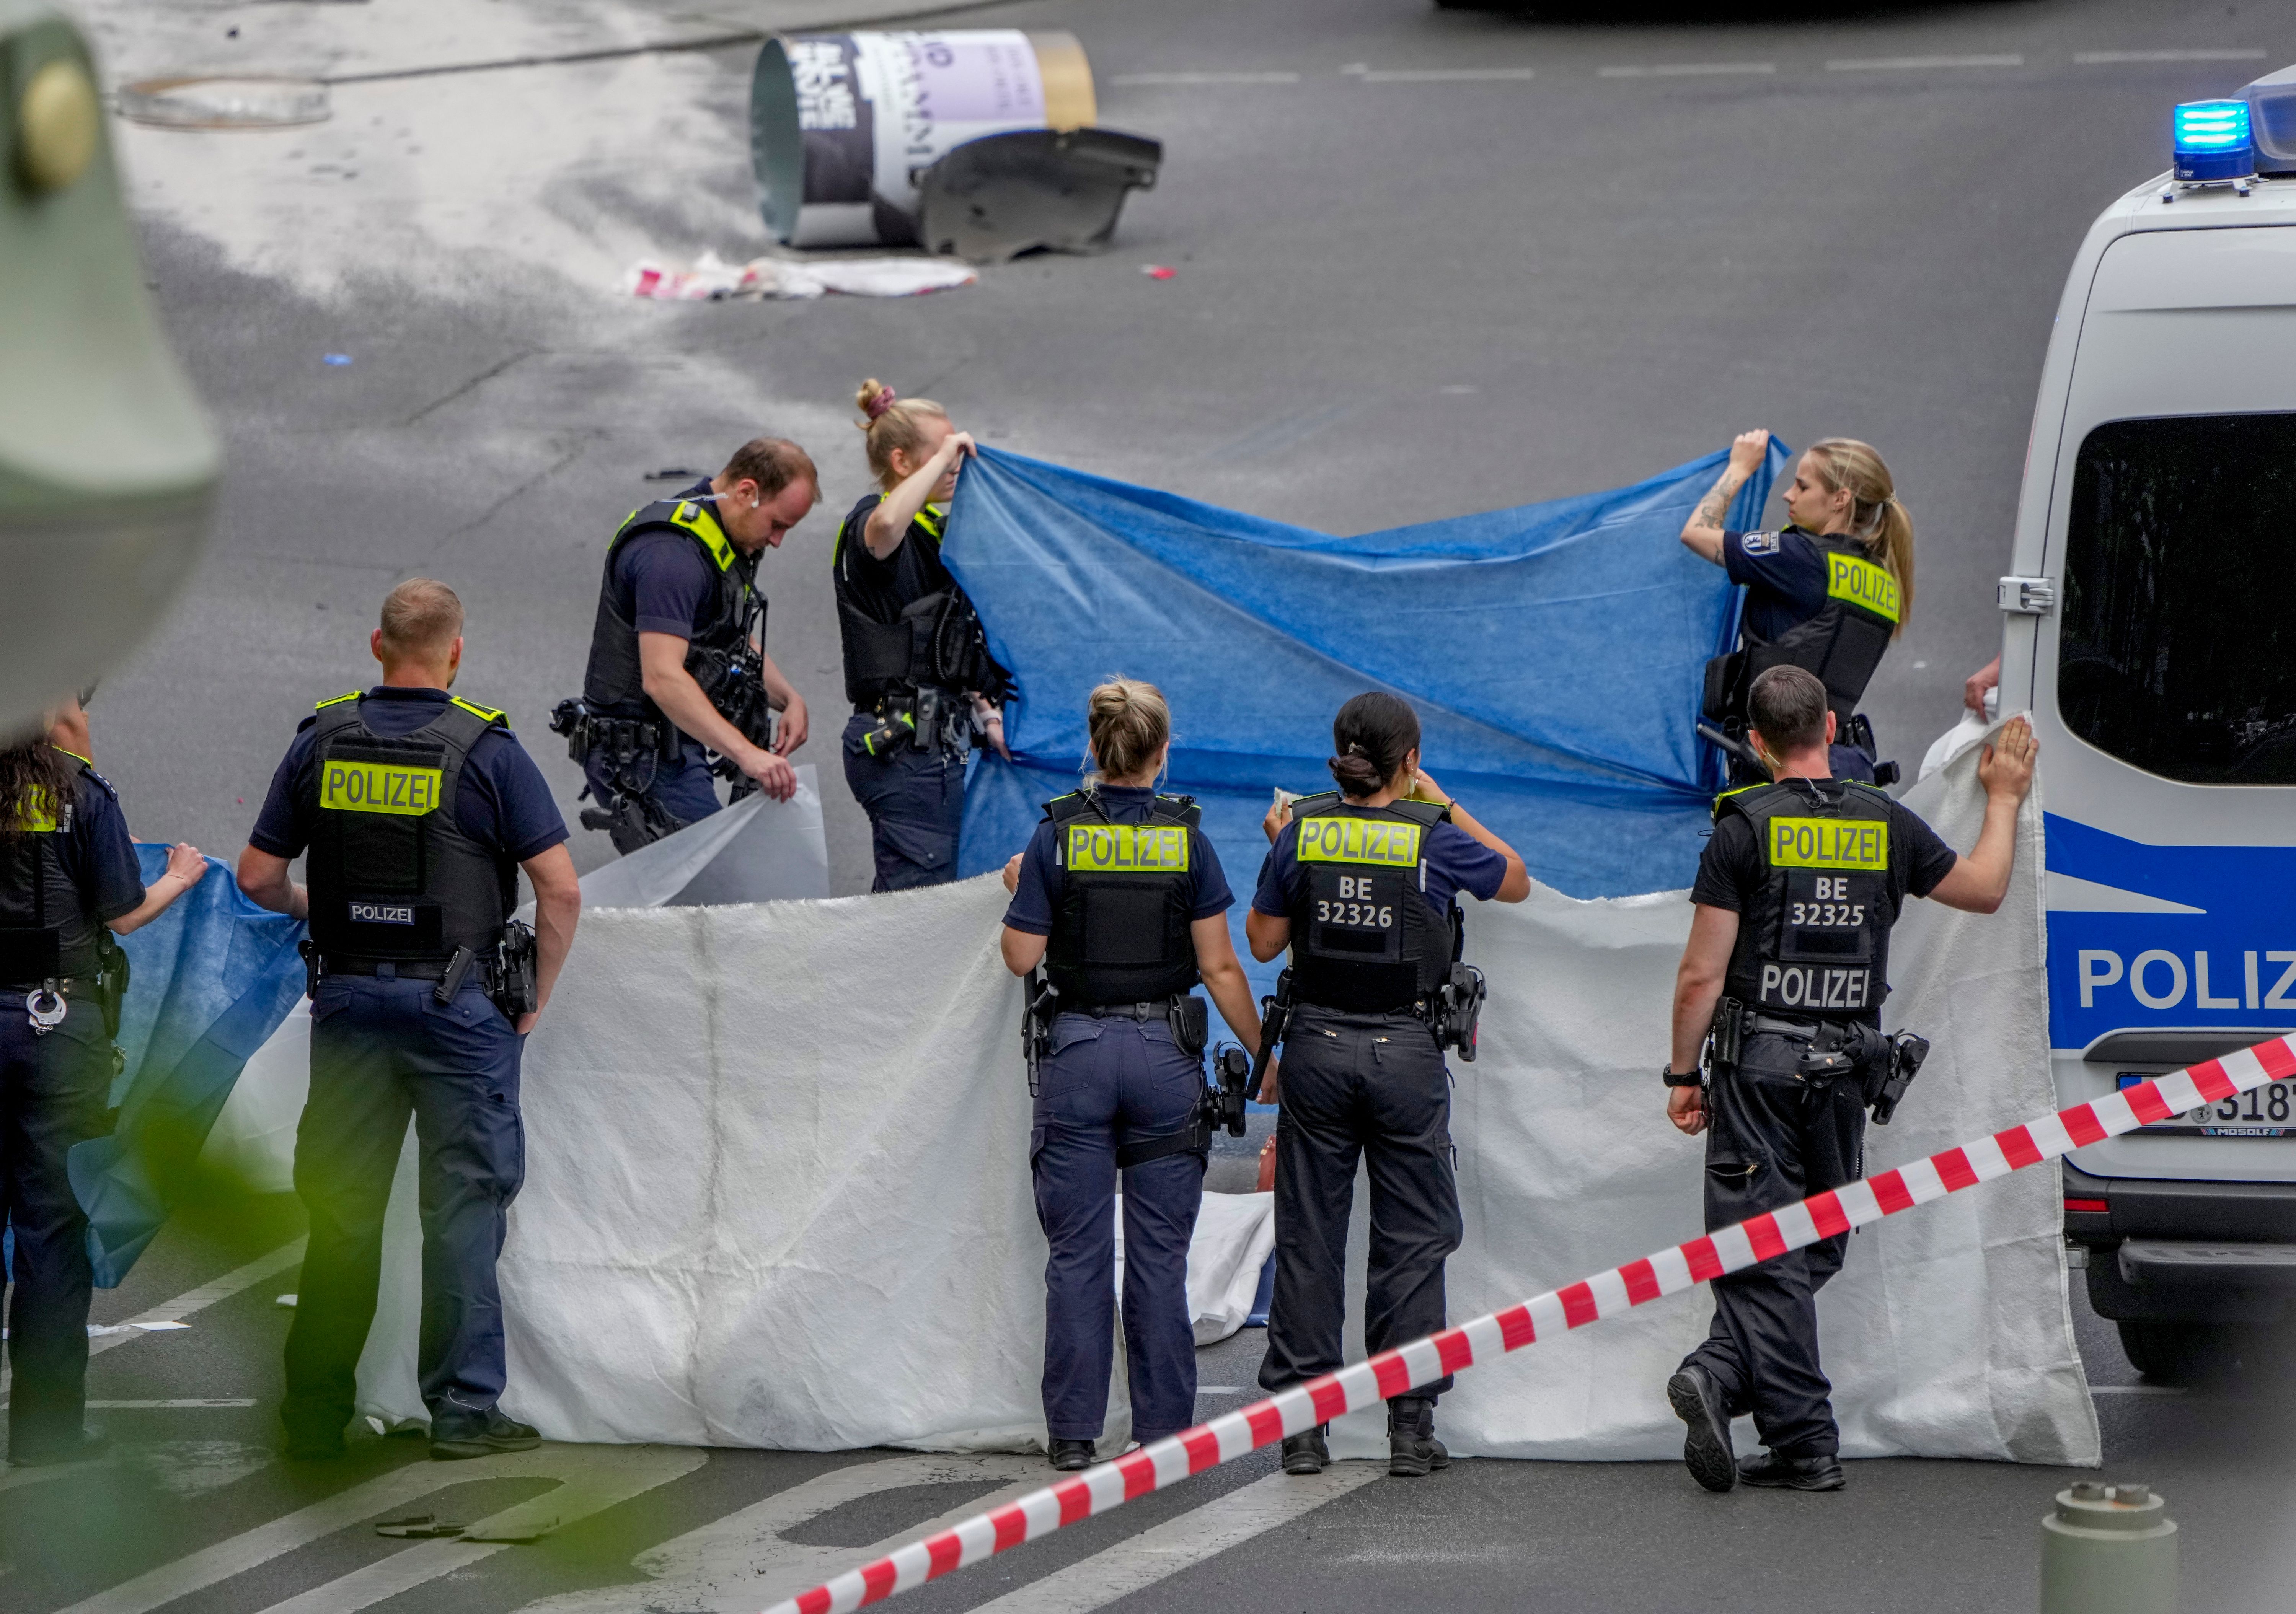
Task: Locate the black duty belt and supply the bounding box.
[1081,998,1182,1021]
[0,977,78,995]
[1745,1012,1858,1043]
[318,956,455,980]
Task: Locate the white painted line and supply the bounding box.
[2074,49,2267,65]
[248,1539,502,1614]
[2091,1384,2187,1396]
[965,1467,1385,1614]
[1195,1386,1246,1394]
[1,1238,305,1401]
[86,1399,259,1409]
[1112,72,1302,86]
[1353,68,1535,83]
[1827,55,2025,72]
[1599,62,1776,78]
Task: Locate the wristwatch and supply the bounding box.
[1662,1066,1702,1088]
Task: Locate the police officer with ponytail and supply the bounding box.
[1684,432,1915,784]
[1,726,205,1465]
[1247,693,1530,1479]
[836,381,1011,891]
[1663,667,2035,1495]
[999,679,1259,1471]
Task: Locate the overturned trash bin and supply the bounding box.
[916,128,1161,262]
[751,29,1096,249]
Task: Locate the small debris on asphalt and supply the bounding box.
[1142,265,1177,279]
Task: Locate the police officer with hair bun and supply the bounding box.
[1247,692,1530,1479]
[1,721,205,1466]
[1663,665,2035,1495]
[1000,678,1260,1471]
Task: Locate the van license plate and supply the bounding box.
[2119,1073,2296,1137]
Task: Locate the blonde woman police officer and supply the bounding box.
[1000,680,1259,1471]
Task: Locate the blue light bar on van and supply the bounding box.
[2173,98,2254,182]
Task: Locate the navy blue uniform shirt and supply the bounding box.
[1003,785,1235,936]
[250,688,570,863]
[1723,526,1839,642]
[1252,805,1508,922]
[47,762,148,925]
[612,479,724,641]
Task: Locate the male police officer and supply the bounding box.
[574,439,818,853]
[1663,666,2035,1493]
[238,580,581,1461]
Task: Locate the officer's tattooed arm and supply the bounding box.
[1680,429,1773,564]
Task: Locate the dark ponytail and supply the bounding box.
[1328,692,1420,800]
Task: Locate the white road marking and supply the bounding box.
[86,1399,259,1409]
[2074,49,2267,65]
[2090,1384,2186,1396]
[1351,68,1535,83]
[1599,62,1776,78]
[1,1238,305,1402]
[249,1540,500,1614]
[1112,73,1302,86]
[965,1467,1384,1614]
[1827,55,2025,72]
[52,1443,701,1614]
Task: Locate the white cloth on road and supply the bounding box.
[355,733,2093,1463]
[625,253,978,301]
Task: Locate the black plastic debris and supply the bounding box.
[916,130,1162,264]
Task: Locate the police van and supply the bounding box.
[1997,67,2296,1383]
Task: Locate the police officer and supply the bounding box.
[574,439,819,853]
[1683,430,1915,784]
[836,380,1011,891]
[1246,692,1530,1478]
[236,580,582,1461]
[1663,666,2035,1493]
[1,728,205,1465]
[999,679,1259,1470]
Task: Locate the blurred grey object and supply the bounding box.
[917,128,1162,263]
[2,1,220,739]
[117,75,330,129]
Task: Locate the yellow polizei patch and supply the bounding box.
[322,760,444,816]
[1067,823,1191,873]
[1296,816,1422,867]
[1766,816,1888,872]
[1825,552,1900,623]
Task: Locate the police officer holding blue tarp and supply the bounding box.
[1683,431,1916,785]
[564,438,819,853]
[1247,693,1530,1479]
[999,679,1260,1470]
[1662,666,2035,1494]
[237,580,581,1462]
[1,727,206,1466]
[836,380,1011,891]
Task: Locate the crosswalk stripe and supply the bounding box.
[964,1466,1384,1614]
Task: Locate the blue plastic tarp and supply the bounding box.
[66,847,307,1285]
[948,442,1784,932]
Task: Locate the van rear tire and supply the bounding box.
[2116,1319,2241,1386]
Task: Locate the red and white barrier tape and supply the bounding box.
[766,1034,2296,1614]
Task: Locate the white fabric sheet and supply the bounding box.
[353,733,2094,1463]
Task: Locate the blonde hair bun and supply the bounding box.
[1085,677,1171,785]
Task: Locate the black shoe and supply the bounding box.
[1048,1438,1096,1471]
[1280,1425,1329,1475]
[429,1410,541,1461]
[7,1427,108,1467]
[1386,1399,1451,1478]
[1738,1450,1845,1491]
[1667,1366,1737,1493]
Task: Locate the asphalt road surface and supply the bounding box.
[13,0,2296,1611]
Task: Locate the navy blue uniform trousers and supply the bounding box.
[584,736,722,846]
[283,970,525,1442]
[1032,1013,1204,1445]
[1680,1031,1868,1458]
[841,713,964,892]
[1259,1007,1462,1404]
[1,994,113,1459]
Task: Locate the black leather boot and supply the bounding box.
[1048,1438,1096,1471]
[1738,1450,1846,1491]
[1666,1365,1737,1493]
[1280,1423,1329,1475]
[1387,1398,1450,1478]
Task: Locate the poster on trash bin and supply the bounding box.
[762,31,1084,248]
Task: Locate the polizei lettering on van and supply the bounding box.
[1296,816,1423,867]
[321,761,443,817]
[1756,962,1874,1013]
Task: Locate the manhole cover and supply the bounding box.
[118,76,330,129]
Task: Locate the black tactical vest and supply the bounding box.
[1284,794,1457,1013]
[1719,778,1900,1020]
[301,695,515,963]
[1041,789,1202,1007]
[832,499,1004,707]
[1709,529,1900,726]
[583,497,758,726]
[0,759,107,985]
